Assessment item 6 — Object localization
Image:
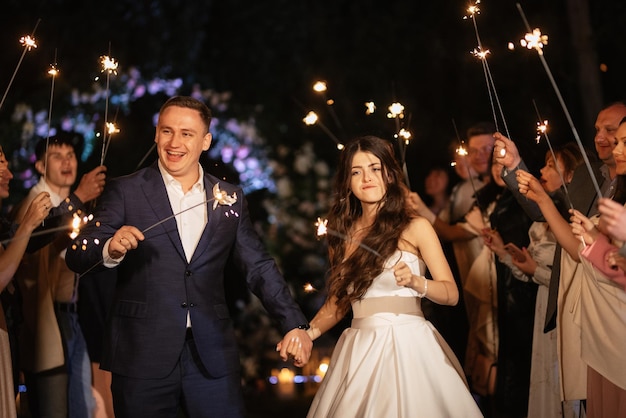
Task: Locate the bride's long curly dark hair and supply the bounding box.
[326,135,415,316]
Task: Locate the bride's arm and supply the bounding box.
[396,217,459,306]
[307,296,343,341]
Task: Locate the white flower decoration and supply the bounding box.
[212,183,237,210]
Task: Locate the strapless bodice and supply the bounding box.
[360,251,425,299]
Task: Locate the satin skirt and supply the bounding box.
[307,298,483,418]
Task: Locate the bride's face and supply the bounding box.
[349,151,387,204]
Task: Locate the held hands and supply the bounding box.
[275,328,313,367]
[108,225,144,259]
[493,132,521,170]
[22,192,52,231]
[569,209,598,245]
[74,165,107,203]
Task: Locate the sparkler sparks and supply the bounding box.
[315,217,382,258]
[535,120,548,143]
[395,128,412,145]
[532,101,574,210]
[312,80,343,132]
[520,28,549,55]
[386,102,405,119]
[516,2,602,200]
[43,56,60,191]
[313,81,327,93]
[99,52,119,166]
[364,102,376,115]
[302,111,344,150]
[470,47,490,60]
[0,20,41,112]
[464,2,511,140]
[100,55,119,74]
[463,0,481,19]
[19,35,38,51]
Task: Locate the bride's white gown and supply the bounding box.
[307,251,483,418]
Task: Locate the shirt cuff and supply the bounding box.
[103,237,124,267]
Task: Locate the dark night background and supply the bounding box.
[1,0,626,416]
[2,0,626,186]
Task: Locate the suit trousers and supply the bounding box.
[111,329,246,418]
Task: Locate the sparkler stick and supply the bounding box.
[313,81,343,133]
[102,106,120,162]
[1,224,70,246]
[452,119,481,208]
[77,184,237,279]
[135,143,157,171]
[532,100,574,210]
[1,212,92,246]
[315,217,382,258]
[387,102,412,187]
[99,50,119,166]
[465,2,512,140]
[303,111,344,150]
[0,19,41,112]
[43,53,59,188]
[516,3,602,201]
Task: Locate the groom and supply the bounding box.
[65,96,312,418]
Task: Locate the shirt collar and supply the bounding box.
[157,161,205,193]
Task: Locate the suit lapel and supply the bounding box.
[188,175,219,264]
[141,165,187,262]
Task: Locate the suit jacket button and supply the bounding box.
[185,271,192,277]
[189,303,195,307]
[181,302,188,308]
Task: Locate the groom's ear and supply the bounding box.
[203,132,212,151]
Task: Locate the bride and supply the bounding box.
[301,135,482,417]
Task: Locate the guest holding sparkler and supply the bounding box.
[14,132,106,418]
[484,143,584,417]
[65,96,311,418]
[495,101,626,413]
[558,116,626,417]
[303,135,482,417]
[0,145,52,418]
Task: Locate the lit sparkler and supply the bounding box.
[315,217,382,258]
[77,193,237,278]
[532,101,574,210]
[386,102,405,120]
[516,3,602,200]
[303,111,344,150]
[465,3,512,140]
[463,0,481,19]
[1,210,93,246]
[313,80,343,132]
[303,283,316,293]
[99,52,119,166]
[0,20,41,112]
[365,102,376,115]
[43,56,59,190]
[102,121,120,161]
[535,119,548,144]
[520,28,548,55]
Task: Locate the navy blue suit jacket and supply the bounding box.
[66,163,306,379]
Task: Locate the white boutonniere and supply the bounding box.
[212,183,237,210]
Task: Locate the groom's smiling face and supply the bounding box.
[155,105,212,189]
